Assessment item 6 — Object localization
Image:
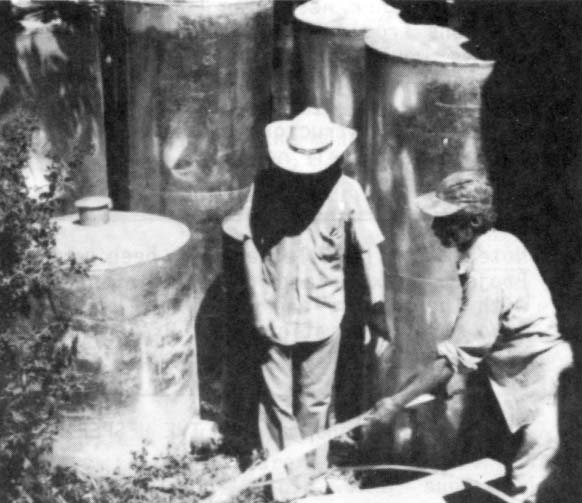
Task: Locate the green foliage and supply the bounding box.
[0,107,88,502]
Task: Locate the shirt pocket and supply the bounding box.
[315,222,344,261]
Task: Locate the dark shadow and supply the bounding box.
[335,237,367,423]
[195,275,227,421]
[272,0,307,119]
[218,233,262,458]
[386,0,450,26]
[455,2,582,345]
[100,3,130,210]
[537,348,582,503]
[453,5,582,500]
[455,369,516,469]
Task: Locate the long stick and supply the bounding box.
[204,394,434,503]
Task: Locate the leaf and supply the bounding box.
[11,410,26,423]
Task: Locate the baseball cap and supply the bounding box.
[416,171,493,217]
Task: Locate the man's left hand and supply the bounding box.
[374,336,392,358]
[367,301,391,342]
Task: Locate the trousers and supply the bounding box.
[510,391,560,503]
[259,329,341,501]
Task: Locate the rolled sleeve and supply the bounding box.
[437,341,481,375]
[347,179,384,252]
[222,185,254,242]
[439,265,503,374]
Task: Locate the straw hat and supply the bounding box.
[266,108,357,174]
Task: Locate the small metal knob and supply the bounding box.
[74,196,112,226]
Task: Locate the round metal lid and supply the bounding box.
[123,0,270,5]
[74,196,112,211]
[54,212,191,271]
[365,24,495,67]
[294,0,401,31]
[124,0,273,32]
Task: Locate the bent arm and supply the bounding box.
[372,357,455,423]
[392,357,454,408]
[361,244,385,304]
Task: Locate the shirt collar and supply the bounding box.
[456,229,495,275]
[457,252,470,275]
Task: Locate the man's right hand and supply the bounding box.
[254,304,277,340]
[253,304,292,345]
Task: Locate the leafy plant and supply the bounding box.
[0,107,89,502]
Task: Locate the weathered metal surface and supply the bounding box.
[272,0,306,119]
[364,24,494,466]
[50,212,197,474]
[125,0,273,207]
[294,0,401,182]
[220,232,259,443]
[293,0,403,425]
[124,0,273,412]
[0,2,108,206]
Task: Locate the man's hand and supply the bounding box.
[253,304,292,345]
[253,303,277,340]
[374,336,392,358]
[367,301,391,343]
[370,397,401,425]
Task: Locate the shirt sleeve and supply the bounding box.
[221,184,254,242]
[437,261,503,374]
[347,179,384,252]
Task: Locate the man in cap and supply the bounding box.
[225,108,390,500]
[370,170,572,503]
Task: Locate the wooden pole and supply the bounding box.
[204,394,435,503]
[300,458,506,503]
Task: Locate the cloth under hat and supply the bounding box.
[266,107,357,174]
[416,170,493,217]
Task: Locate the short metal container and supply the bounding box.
[50,211,196,474]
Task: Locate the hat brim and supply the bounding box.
[416,192,463,217]
[266,121,357,174]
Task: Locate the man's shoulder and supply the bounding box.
[479,229,527,251]
[337,174,361,187]
[470,229,531,268]
[335,175,366,198]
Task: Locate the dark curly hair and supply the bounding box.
[454,204,497,236]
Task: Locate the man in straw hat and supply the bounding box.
[370,170,573,503]
[225,108,390,500]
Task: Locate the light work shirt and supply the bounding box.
[437,229,572,432]
[231,174,384,345]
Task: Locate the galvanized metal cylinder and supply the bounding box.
[294,0,402,182]
[124,0,273,412]
[50,211,196,474]
[364,24,494,466]
[0,2,108,205]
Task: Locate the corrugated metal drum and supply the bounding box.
[50,209,196,473]
[0,2,108,204]
[124,0,274,411]
[364,24,494,466]
[294,0,402,181]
